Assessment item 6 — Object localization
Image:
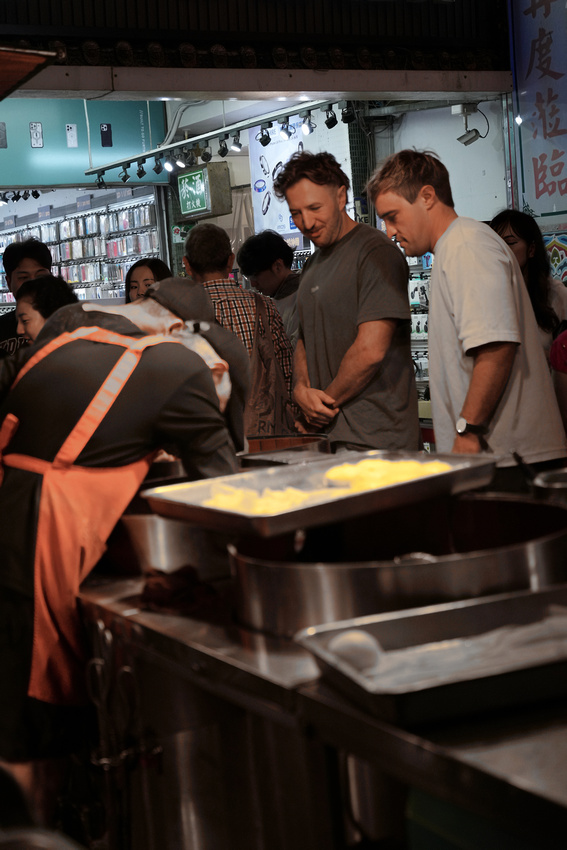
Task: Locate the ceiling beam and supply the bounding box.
[16,66,513,102]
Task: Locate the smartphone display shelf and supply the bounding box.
[0,194,161,302]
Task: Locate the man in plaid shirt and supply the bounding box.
[183,223,294,422]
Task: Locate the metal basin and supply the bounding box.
[120,515,232,581]
[229,493,567,638]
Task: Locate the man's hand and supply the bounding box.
[293,384,339,429]
[452,432,484,455]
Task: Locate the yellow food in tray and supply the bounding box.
[203,458,453,515]
[204,484,352,514]
[325,458,451,491]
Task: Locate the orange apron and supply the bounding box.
[0,326,180,705]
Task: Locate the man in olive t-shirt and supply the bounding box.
[273,151,419,451]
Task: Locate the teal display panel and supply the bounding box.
[0,99,168,187]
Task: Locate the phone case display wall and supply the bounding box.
[0,196,159,303]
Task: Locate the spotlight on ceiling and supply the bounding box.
[279,119,293,141]
[153,156,164,175]
[218,135,229,157]
[324,107,338,129]
[457,128,481,146]
[22,190,30,200]
[119,166,131,183]
[301,112,316,136]
[201,144,213,162]
[136,161,147,179]
[175,150,186,168]
[31,189,41,199]
[256,123,272,147]
[12,191,21,202]
[96,173,107,189]
[163,156,175,173]
[0,193,8,205]
[231,133,242,152]
[186,148,197,167]
[340,101,356,124]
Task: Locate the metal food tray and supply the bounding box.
[142,450,496,537]
[295,585,567,726]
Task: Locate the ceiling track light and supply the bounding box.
[175,151,186,168]
[119,166,131,183]
[12,191,21,201]
[279,118,294,141]
[340,101,356,124]
[95,173,107,189]
[218,135,229,157]
[153,156,164,175]
[256,122,273,147]
[324,106,338,129]
[163,156,175,173]
[301,112,316,136]
[0,192,8,205]
[201,145,213,162]
[31,189,40,199]
[136,161,147,178]
[231,133,242,153]
[22,190,30,200]
[186,148,197,167]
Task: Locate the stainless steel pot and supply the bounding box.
[532,468,567,505]
[120,515,232,580]
[229,493,567,638]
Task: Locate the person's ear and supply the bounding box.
[182,256,192,276]
[272,259,283,275]
[419,185,436,209]
[226,252,236,276]
[528,241,536,259]
[337,184,348,210]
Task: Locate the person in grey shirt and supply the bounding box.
[273,151,420,451]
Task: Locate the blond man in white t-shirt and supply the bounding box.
[367,150,567,483]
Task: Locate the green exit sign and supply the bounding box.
[178,168,208,216]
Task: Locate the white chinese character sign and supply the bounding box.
[511,0,567,221]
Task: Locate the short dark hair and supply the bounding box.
[366,149,455,209]
[2,238,52,277]
[125,257,173,302]
[237,230,295,276]
[15,274,78,318]
[272,151,350,200]
[184,223,232,276]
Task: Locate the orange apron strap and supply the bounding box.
[0,413,20,486]
[10,326,143,390]
[53,334,173,467]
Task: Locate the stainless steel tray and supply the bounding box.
[295,585,567,726]
[142,450,496,537]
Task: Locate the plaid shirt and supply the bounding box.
[202,279,294,397]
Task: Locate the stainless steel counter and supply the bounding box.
[79,574,567,849]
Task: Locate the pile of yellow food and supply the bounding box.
[324,458,452,491]
[203,458,452,515]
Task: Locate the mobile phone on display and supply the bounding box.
[100,123,113,147]
[29,122,44,148]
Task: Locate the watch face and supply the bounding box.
[456,417,467,435]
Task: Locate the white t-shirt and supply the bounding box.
[429,217,567,466]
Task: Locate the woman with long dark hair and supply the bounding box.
[125,257,173,302]
[489,209,567,355]
[491,209,567,431]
